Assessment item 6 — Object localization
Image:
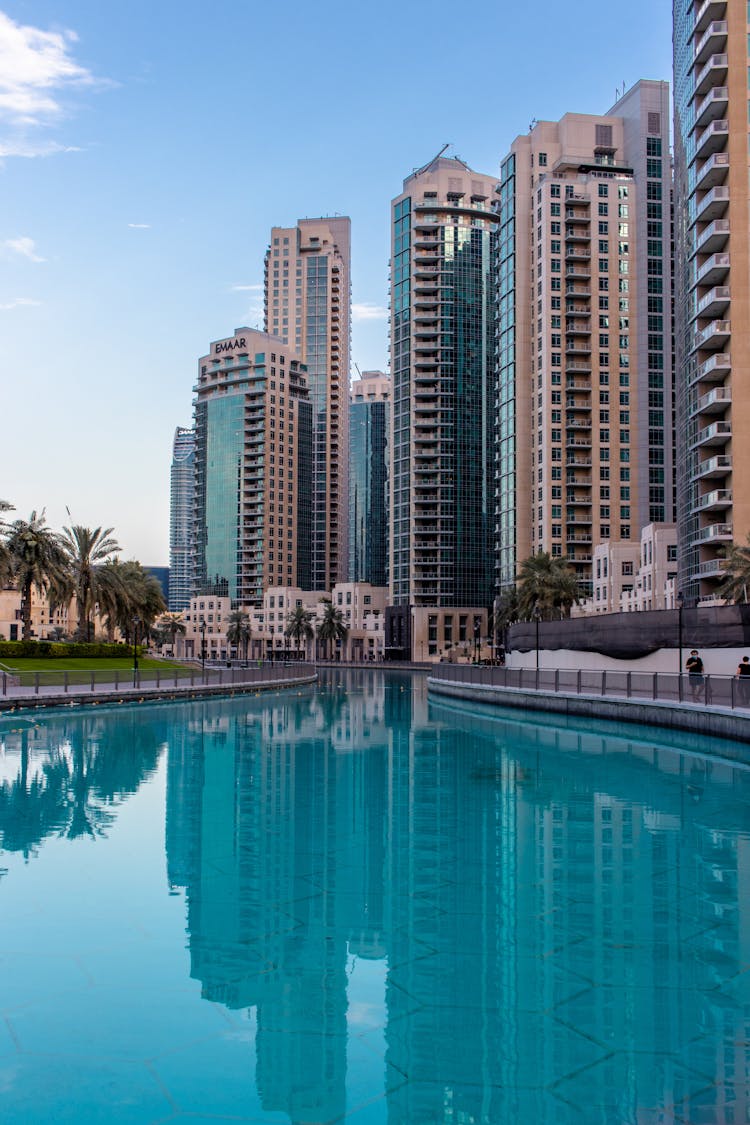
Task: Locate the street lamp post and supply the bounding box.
[200,620,207,673]
[677,590,684,700]
[533,604,542,683]
[473,618,480,664]
[132,617,139,686]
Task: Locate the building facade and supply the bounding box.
[673,0,748,601]
[494,81,673,599]
[169,426,195,611]
[389,154,497,635]
[193,328,312,605]
[349,370,390,588]
[264,217,351,591]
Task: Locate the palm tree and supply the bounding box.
[155,612,186,653]
[718,535,750,603]
[0,500,15,587]
[96,559,166,643]
[225,610,251,660]
[517,552,580,621]
[316,600,348,661]
[285,604,314,658]
[60,524,120,641]
[6,511,68,641]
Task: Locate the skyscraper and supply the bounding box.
[673,0,744,601]
[388,155,497,635]
[264,217,351,591]
[193,328,312,604]
[169,426,195,611]
[349,370,390,588]
[495,81,673,598]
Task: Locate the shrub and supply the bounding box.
[0,640,134,660]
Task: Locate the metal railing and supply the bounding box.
[0,661,314,701]
[428,663,750,712]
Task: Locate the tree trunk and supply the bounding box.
[22,577,33,641]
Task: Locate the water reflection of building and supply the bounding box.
[165,676,750,1123]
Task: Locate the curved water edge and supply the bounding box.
[1,668,749,1123]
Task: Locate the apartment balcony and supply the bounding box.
[567,533,593,544]
[565,397,591,412]
[565,303,590,317]
[693,522,732,544]
[414,358,439,370]
[415,235,440,250]
[565,209,590,224]
[683,451,728,478]
[690,318,730,354]
[692,252,730,290]
[414,264,439,279]
[566,455,593,467]
[565,194,591,206]
[567,494,592,506]
[566,341,592,357]
[692,185,728,225]
[693,151,729,193]
[565,320,591,336]
[566,436,593,449]
[694,556,730,579]
[565,227,590,243]
[565,247,591,262]
[414,311,439,324]
[693,385,731,416]
[693,488,732,513]
[693,119,728,162]
[565,378,591,392]
[414,218,440,232]
[692,420,731,449]
[565,266,591,280]
[691,285,730,322]
[690,350,731,387]
[692,86,728,130]
[693,217,729,256]
[694,53,727,96]
[566,361,592,374]
[691,21,727,67]
[692,0,726,35]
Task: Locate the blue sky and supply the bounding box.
[1,0,673,564]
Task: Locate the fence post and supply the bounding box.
[91,671,95,693]
[157,669,160,688]
[653,672,658,701]
[627,672,632,699]
[602,670,607,699]
[115,670,119,690]
[731,675,735,711]
[35,672,40,695]
[576,669,581,695]
[1,671,5,696]
[554,668,559,694]
[678,672,683,703]
[64,671,69,694]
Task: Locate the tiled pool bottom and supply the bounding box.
[1,670,750,1124]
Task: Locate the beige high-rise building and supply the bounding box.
[674,0,748,602]
[264,217,351,591]
[193,328,312,604]
[494,81,673,599]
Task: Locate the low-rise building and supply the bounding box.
[575,523,678,616]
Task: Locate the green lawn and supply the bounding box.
[0,657,196,686]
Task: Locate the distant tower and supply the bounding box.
[169,426,195,611]
[264,217,351,591]
[349,371,390,587]
[193,329,312,603]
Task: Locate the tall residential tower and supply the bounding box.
[495,81,673,597]
[673,0,748,601]
[388,154,497,656]
[193,328,312,604]
[264,217,351,591]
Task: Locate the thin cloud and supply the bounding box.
[230,283,263,292]
[353,302,388,322]
[0,297,41,310]
[0,11,102,159]
[5,236,45,262]
[128,222,151,229]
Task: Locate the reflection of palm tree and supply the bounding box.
[0,714,164,859]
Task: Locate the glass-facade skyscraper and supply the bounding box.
[389,155,497,615]
[169,426,195,611]
[193,328,312,604]
[264,218,351,592]
[349,370,390,588]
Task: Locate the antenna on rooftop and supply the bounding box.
[529,118,538,132]
[354,362,362,378]
[413,144,451,177]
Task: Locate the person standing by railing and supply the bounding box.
[737,656,750,707]
[686,650,704,703]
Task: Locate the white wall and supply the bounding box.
[508,646,750,676]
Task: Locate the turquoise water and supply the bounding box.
[1,670,750,1124]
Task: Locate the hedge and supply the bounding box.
[0,641,138,659]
